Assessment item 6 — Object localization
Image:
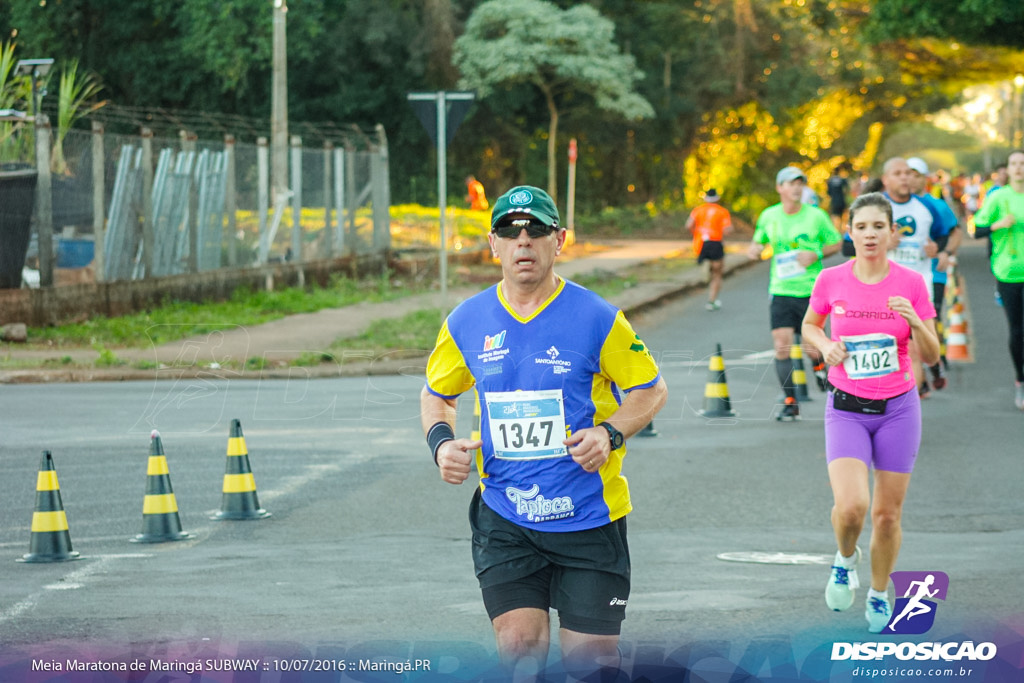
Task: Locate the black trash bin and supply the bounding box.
[0,165,38,289]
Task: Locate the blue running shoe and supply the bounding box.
[866,596,892,633]
[825,547,861,611]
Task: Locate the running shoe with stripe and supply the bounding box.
[866,595,893,633]
[776,396,800,422]
[813,362,829,392]
[825,547,861,611]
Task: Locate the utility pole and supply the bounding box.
[271,0,289,202]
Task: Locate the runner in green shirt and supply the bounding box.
[748,166,843,421]
[972,149,1024,410]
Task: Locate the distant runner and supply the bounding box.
[972,150,1024,410]
[748,166,842,421]
[685,188,733,311]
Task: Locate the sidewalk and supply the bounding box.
[0,240,756,383]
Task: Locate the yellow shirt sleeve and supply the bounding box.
[598,311,660,392]
[424,320,476,398]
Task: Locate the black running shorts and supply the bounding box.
[468,489,630,635]
[769,294,811,330]
[697,240,725,264]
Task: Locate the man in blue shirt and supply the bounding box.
[907,157,961,390]
[421,185,668,678]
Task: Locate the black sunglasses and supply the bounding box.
[492,219,557,239]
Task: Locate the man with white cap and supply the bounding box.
[748,166,843,421]
[881,157,951,398]
[906,156,961,390]
[685,188,733,310]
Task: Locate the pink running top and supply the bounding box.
[810,259,936,400]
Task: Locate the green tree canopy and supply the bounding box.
[453,0,653,200]
[864,0,1024,49]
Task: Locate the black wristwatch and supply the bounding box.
[598,422,624,450]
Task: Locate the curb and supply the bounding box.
[1,252,761,384]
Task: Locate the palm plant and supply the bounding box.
[0,41,33,165]
[51,59,105,176]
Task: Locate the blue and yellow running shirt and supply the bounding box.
[425,277,661,532]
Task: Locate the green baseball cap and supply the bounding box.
[490,186,560,230]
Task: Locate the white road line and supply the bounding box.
[0,554,152,626]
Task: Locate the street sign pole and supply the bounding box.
[407,91,475,318]
[436,91,448,316]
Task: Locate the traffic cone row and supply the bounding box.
[944,268,972,362]
[17,419,269,564]
[945,303,971,361]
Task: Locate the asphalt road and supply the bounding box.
[0,240,1021,681]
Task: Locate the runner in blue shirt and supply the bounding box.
[421,185,668,678]
[906,157,961,389]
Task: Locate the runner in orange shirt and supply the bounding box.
[685,189,733,310]
[465,175,489,211]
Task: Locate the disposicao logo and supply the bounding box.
[831,570,997,663]
[886,570,948,635]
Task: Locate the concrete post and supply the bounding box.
[91,121,106,282]
[35,114,54,287]
[141,128,155,277]
[225,134,238,266]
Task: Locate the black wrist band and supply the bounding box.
[427,421,455,465]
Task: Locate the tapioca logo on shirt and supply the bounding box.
[505,484,575,523]
[832,299,897,320]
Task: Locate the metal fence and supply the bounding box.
[30,121,391,283]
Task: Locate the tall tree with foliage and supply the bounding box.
[864,0,1024,48]
[453,0,653,201]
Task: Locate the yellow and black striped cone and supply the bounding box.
[791,333,812,402]
[698,344,736,418]
[18,451,81,563]
[131,431,193,543]
[212,419,270,520]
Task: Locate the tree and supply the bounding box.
[864,0,1024,49]
[453,0,653,200]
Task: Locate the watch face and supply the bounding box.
[602,423,624,449]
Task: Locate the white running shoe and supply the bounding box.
[825,547,861,611]
[866,595,893,633]
[1015,382,1024,410]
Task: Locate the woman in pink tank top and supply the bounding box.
[801,192,940,633]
